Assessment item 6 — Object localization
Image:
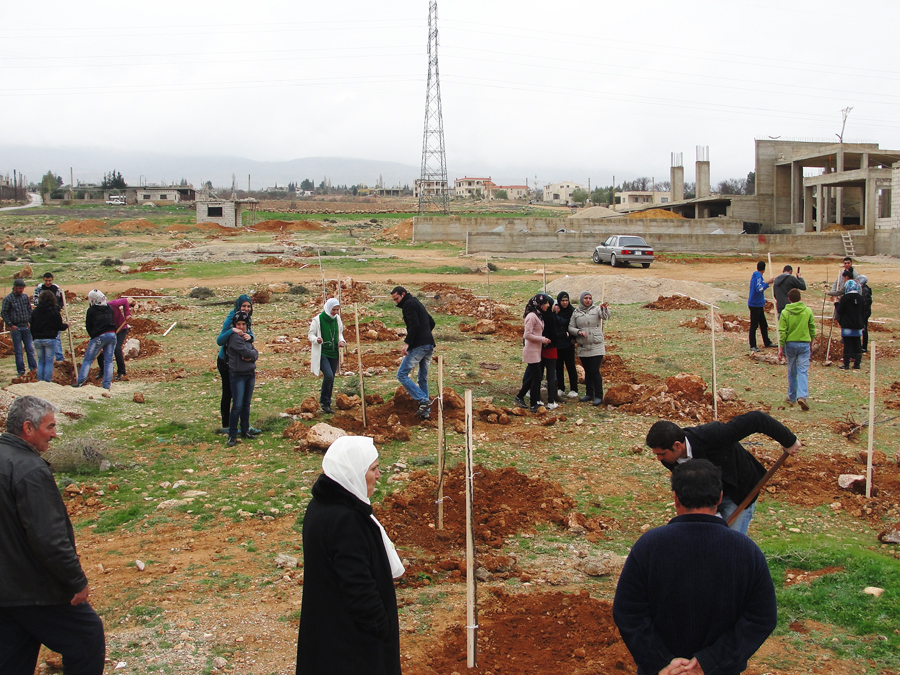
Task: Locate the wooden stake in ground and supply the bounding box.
[866,343,876,498]
[485,255,493,320]
[337,275,343,375]
[464,389,478,669]
[318,248,326,303]
[542,264,547,292]
[600,281,606,333]
[710,304,718,421]
[62,291,79,379]
[727,450,790,526]
[435,355,446,530]
[768,252,780,353]
[354,303,367,427]
[824,307,836,366]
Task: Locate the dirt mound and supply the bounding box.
[376,464,575,553]
[680,312,750,333]
[127,259,173,274]
[421,282,511,319]
[58,219,107,235]
[568,205,620,219]
[626,208,684,219]
[415,589,634,675]
[767,451,900,525]
[381,218,413,239]
[126,317,162,340]
[163,223,196,232]
[117,288,160,297]
[604,372,764,423]
[112,219,156,232]
[251,219,323,232]
[256,256,309,268]
[644,295,707,311]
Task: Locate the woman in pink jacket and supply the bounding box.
[513,293,553,413]
[98,296,135,381]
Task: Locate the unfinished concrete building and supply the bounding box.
[195,196,258,228]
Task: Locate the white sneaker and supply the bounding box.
[535,400,545,407]
[557,389,565,398]
[567,391,578,398]
[546,402,559,410]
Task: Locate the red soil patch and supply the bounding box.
[784,566,845,587]
[58,219,107,235]
[412,589,635,675]
[117,288,160,297]
[251,219,324,232]
[381,218,413,239]
[644,295,707,311]
[626,208,684,219]
[163,223,195,232]
[376,464,576,554]
[112,219,156,231]
[767,452,900,524]
[421,282,512,319]
[127,259,174,274]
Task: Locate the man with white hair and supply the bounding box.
[0,395,106,674]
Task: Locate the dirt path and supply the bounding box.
[65,255,900,298]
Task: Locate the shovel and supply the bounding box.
[727,450,790,526]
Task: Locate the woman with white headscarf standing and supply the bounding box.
[308,298,346,414]
[296,436,404,675]
[74,290,117,389]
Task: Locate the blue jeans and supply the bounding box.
[34,338,57,382]
[396,344,433,405]
[718,495,756,535]
[784,341,810,402]
[229,372,256,438]
[78,332,116,389]
[10,327,36,375]
[55,332,64,361]
[319,355,338,406]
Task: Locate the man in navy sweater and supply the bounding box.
[613,460,777,675]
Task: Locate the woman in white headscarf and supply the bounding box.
[296,436,404,675]
[308,298,346,414]
[75,290,118,389]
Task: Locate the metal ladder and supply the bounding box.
[841,232,856,258]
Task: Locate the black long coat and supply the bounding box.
[296,474,401,675]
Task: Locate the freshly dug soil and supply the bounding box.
[376,464,576,553]
[412,588,635,675]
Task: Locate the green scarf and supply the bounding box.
[319,311,339,358]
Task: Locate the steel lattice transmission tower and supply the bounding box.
[418,1,449,214]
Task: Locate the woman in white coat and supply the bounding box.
[308,298,346,414]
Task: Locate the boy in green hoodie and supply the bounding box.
[778,288,816,410]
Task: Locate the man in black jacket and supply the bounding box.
[391,286,436,419]
[772,264,806,317]
[645,411,802,534]
[613,460,777,675]
[0,396,105,674]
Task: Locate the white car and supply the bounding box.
[592,235,654,268]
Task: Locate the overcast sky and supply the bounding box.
[3,0,899,187]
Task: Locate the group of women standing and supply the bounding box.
[517,289,610,411]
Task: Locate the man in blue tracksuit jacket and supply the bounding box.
[747,261,773,352]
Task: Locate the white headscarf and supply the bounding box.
[322,436,405,578]
[87,290,107,306]
[323,298,340,315]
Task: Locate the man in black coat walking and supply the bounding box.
[391,286,436,419]
[613,459,777,675]
[645,411,802,534]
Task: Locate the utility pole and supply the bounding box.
[418,1,449,214]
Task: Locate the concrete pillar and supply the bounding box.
[816,186,825,232]
[671,165,684,202]
[823,186,831,225]
[836,149,844,225]
[791,162,801,224]
[865,175,877,238]
[804,185,814,232]
[696,161,710,198]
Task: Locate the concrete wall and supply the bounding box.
[413,216,746,241]
[197,201,237,228]
[466,230,885,257]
